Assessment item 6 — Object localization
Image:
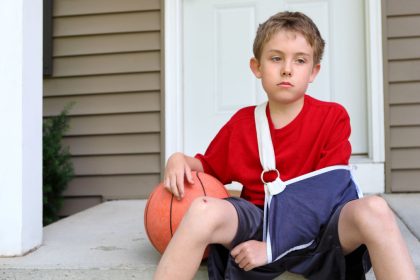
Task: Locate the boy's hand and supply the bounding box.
[164,152,195,200]
[231,240,268,271]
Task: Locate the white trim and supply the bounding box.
[365,0,385,163]
[281,165,350,187]
[350,161,384,194]
[266,221,273,262]
[164,0,184,161]
[272,240,315,263]
[0,0,43,256]
[165,0,386,192]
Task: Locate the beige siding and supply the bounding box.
[54,32,160,56]
[385,0,420,192]
[53,11,160,36]
[44,0,163,215]
[52,51,160,77]
[44,73,160,96]
[53,0,160,16]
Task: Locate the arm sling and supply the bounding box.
[254,102,364,263]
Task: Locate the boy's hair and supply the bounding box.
[253,11,325,65]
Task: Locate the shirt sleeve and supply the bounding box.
[316,105,352,169]
[195,123,233,184]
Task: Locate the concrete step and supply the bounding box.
[1,199,405,279]
[0,200,305,279]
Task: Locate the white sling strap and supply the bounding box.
[254,102,287,195]
[254,102,287,262]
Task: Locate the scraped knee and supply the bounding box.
[183,197,222,231]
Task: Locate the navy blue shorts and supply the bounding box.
[207,197,371,280]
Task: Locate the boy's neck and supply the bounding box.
[268,97,305,129]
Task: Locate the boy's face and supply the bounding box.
[250,30,320,107]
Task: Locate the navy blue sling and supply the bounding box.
[254,102,363,263]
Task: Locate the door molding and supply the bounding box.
[164,0,385,192]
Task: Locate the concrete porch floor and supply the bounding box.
[1,195,419,279]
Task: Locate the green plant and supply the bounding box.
[43,104,74,226]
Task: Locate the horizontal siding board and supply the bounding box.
[44,92,160,116]
[390,148,420,169]
[387,0,420,16]
[390,127,420,148]
[72,154,160,175]
[388,38,420,60]
[54,32,160,57]
[388,60,420,82]
[387,16,420,38]
[389,82,420,104]
[63,174,160,198]
[390,104,420,126]
[391,170,420,192]
[54,11,160,37]
[67,113,160,136]
[59,196,103,217]
[44,73,160,96]
[62,134,160,155]
[54,0,160,17]
[53,51,160,77]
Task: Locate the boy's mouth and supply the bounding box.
[277,82,293,88]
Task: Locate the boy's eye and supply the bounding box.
[271,56,281,62]
[296,58,306,64]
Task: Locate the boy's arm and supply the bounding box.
[164,152,204,200]
[317,106,351,168]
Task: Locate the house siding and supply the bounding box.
[43,0,163,215]
[385,0,420,192]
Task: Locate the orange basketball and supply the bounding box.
[144,171,230,256]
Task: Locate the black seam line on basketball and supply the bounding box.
[196,171,207,196]
[170,194,174,237]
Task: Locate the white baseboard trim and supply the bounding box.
[350,161,385,194]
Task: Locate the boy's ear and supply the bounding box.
[309,63,321,83]
[250,57,262,78]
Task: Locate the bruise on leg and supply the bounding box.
[202,198,208,203]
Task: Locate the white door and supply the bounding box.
[183,0,368,161]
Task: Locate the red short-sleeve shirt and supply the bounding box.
[195,95,352,207]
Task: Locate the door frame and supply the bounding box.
[164,0,385,193]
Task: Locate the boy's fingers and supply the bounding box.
[163,177,171,192]
[230,245,240,257]
[236,253,249,269]
[175,172,184,199]
[243,263,254,271]
[231,242,245,257]
[235,254,246,267]
[169,175,180,199]
[185,166,194,184]
[163,177,170,188]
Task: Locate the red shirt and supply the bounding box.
[195,95,351,207]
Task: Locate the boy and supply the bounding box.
[155,11,417,279]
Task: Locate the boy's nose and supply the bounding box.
[281,62,292,77]
[281,70,292,77]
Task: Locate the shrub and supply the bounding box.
[43,105,74,226]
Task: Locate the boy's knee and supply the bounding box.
[361,196,393,219]
[186,196,209,219]
[188,196,213,214]
[355,196,396,233]
[185,197,222,229]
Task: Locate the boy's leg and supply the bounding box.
[154,196,239,280]
[338,195,417,280]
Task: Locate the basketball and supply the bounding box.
[144,171,230,256]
